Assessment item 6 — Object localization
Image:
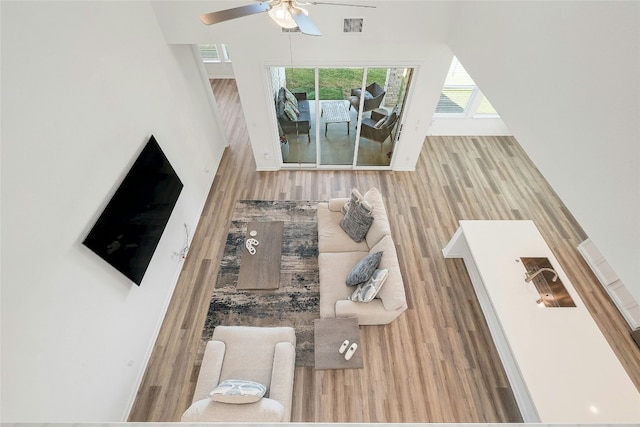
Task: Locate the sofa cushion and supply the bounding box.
[349,268,389,302]
[340,198,373,243]
[369,235,407,311]
[346,251,383,286]
[317,203,369,253]
[363,187,391,248]
[318,251,369,318]
[210,379,266,404]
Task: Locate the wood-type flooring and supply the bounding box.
[128,78,640,423]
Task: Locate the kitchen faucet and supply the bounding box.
[525,267,558,282]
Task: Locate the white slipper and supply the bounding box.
[344,342,358,360]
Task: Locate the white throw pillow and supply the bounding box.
[349,268,389,302]
[209,379,266,404]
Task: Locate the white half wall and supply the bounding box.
[447,1,640,307]
[428,116,511,136]
[1,0,226,421]
[204,61,235,79]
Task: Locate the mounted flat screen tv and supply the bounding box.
[83,135,183,285]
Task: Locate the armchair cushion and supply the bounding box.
[181,397,285,423]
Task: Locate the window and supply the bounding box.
[435,57,499,117]
[221,44,231,62]
[475,95,498,116]
[198,44,232,63]
[198,44,219,62]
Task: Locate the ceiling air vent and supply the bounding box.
[343,18,364,33]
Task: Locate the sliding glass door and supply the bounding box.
[318,68,362,166]
[270,66,414,169]
[356,67,413,167]
[273,67,316,165]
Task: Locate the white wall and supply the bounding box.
[151,1,456,171]
[447,1,640,306]
[204,61,235,78]
[1,1,226,422]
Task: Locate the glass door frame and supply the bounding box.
[268,64,418,170]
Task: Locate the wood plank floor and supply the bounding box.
[128,78,640,423]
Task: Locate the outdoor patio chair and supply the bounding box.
[359,109,398,149]
[348,82,385,113]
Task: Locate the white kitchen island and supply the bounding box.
[443,220,640,423]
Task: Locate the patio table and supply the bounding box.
[321,101,351,136]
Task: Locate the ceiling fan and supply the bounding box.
[200,0,375,36]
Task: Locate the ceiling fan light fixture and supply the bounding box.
[268,3,308,29]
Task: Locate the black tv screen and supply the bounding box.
[83,135,183,285]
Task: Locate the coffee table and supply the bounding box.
[321,101,351,136]
[314,317,363,369]
[237,221,283,290]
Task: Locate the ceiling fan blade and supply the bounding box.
[291,8,322,36]
[306,1,376,8]
[200,2,271,25]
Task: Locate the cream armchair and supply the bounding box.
[181,326,296,422]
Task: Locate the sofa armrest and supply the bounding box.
[268,341,296,421]
[192,340,226,402]
[328,198,349,212]
[181,397,285,422]
[294,92,307,101]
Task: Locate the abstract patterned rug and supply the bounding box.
[202,200,319,366]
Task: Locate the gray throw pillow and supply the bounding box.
[340,198,373,243]
[346,251,383,286]
[342,188,363,215]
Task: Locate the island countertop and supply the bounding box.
[443,220,640,423]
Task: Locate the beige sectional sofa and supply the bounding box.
[181,326,296,422]
[317,187,408,325]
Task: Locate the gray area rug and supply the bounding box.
[202,200,319,366]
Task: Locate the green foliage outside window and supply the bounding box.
[284,68,388,100]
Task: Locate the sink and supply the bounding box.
[520,257,576,307]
